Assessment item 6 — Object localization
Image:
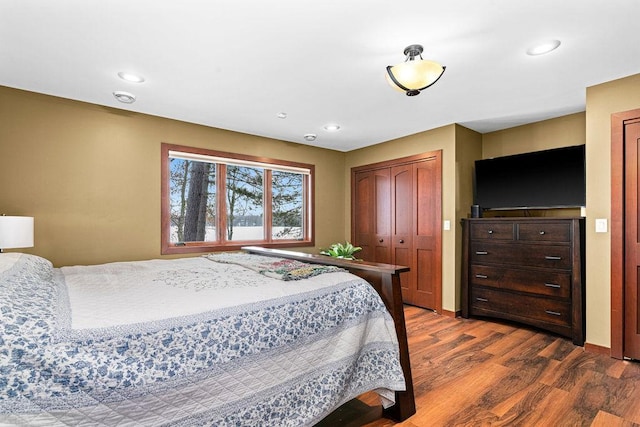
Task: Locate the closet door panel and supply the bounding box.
[392,166,413,239]
[373,169,392,264]
[353,171,374,261]
[392,164,415,302]
[351,150,442,312]
[412,158,442,310]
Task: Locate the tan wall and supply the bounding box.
[0,86,346,266]
[479,113,586,218]
[454,125,483,310]
[585,73,640,349]
[482,112,586,158]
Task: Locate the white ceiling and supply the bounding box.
[1,0,639,152]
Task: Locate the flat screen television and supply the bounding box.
[474,145,585,210]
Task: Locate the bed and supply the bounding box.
[0,248,414,426]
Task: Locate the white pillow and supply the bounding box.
[0,252,23,274]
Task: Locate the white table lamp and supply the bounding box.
[0,216,34,252]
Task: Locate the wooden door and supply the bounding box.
[353,170,375,261]
[390,155,442,310]
[412,157,442,311]
[351,150,443,312]
[373,169,392,264]
[391,164,414,302]
[624,119,640,359]
[352,169,391,264]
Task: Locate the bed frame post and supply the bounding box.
[241,246,416,421]
[380,271,416,420]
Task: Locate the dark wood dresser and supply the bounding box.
[461,217,585,345]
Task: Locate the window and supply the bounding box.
[161,143,314,254]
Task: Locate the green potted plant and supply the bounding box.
[320,242,362,260]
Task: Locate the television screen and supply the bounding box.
[474,145,585,210]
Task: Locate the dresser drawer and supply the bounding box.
[470,287,571,327]
[470,222,514,241]
[470,265,571,298]
[517,222,572,243]
[470,287,510,313]
[471,242,572,270]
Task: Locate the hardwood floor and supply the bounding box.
[317,306,640,427]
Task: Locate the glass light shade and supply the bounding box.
[0,216,34,250]
[386,59,445,92]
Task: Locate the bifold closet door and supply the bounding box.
[391,158,441,310]
[412,158,442,311]
[391,164,414,303]
[352,169,391,264]
[352,150,442,312]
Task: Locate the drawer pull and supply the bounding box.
[545,310,562,316]
[539,231,545,235]
[488,230,493,234]
[475,274,488,279]
[475,251,488,255]
[544,255,562,260]
[544,283,561,289]
[476,297,489,302]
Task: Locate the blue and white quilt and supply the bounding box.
[0,252,405,426]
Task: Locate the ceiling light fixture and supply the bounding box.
[323,124,340,132]
[526,40,561,56]
[113,91,136,104]
[277,112,287,119]
[117,72,145,83]
[386,44,446,96]
[303,134,317,142]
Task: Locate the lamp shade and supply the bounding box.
[386,44,446,96]
[0,216,34,250]
[386,60,445,92]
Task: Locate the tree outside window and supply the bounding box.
[272,170,304,240]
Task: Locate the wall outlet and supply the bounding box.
[443,220,451,231]
[595,218,608,233]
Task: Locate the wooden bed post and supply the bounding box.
[379,271,416,421]
[241,246,416,421]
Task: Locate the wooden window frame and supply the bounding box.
[161,143,314,255]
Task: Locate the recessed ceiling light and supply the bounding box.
[117,71,145,83]
[323,124,340,132]
[277,112,287,119]
[303,134,317,142]
[113,91,136,104]
[526,40,561,56]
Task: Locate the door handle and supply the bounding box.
[378,238,384,243]
[399,239,404,244]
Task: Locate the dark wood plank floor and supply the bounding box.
[317,305,640,427]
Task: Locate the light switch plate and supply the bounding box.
[443,220,451,231]
[595,218,608,233]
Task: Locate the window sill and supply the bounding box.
[161,240,315,255]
